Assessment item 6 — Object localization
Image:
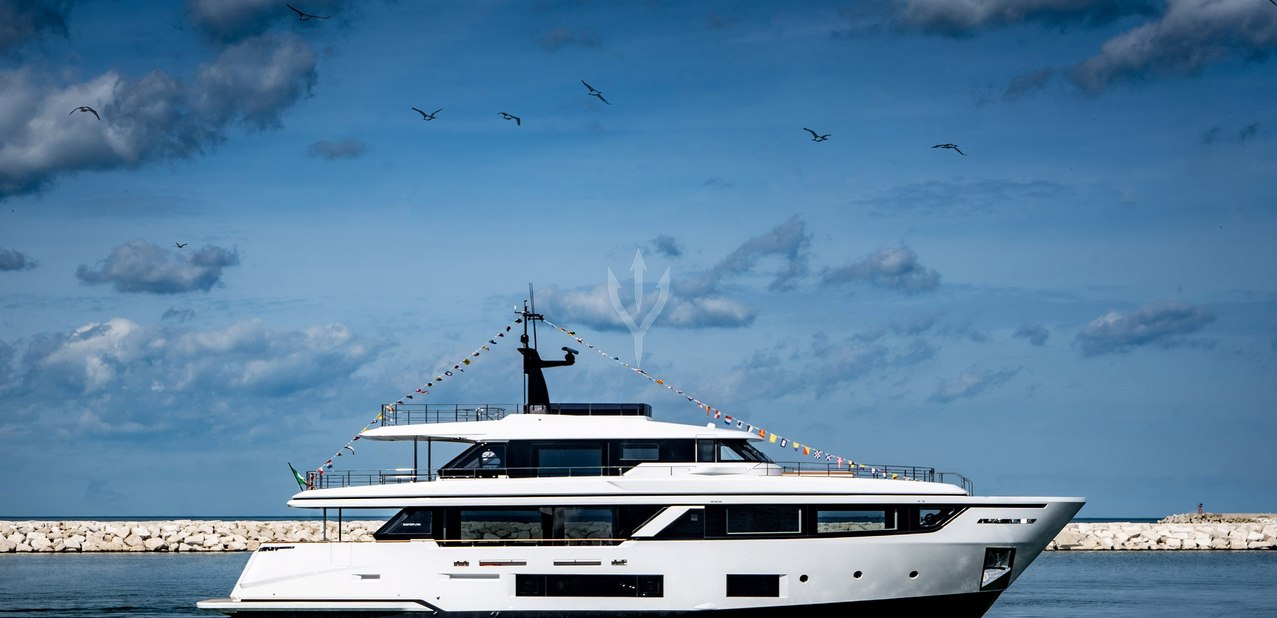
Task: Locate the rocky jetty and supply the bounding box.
[0,520,383,553]
[1047,513,1277,551]
[1,514,1273,553]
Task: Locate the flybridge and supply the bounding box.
[300,293,974,494]
[376,403,652,427]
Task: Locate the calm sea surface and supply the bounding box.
[0,551,1274,616]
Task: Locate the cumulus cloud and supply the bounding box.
[1076,300,1216,356]
[890,0,1157,35]
[930,365,1020,403]
[821,245,941,293]
[1070,0,1277,93]
[307,138,368,159]
[76,239,240,294]
[0,32,317,199]
[686,216,811,295]
[0,248,37,271]
[539,282,756,331]
[0,0,70,53]
[0,317,378,439]
[1013,323,1050,346]
[538,219,810,332]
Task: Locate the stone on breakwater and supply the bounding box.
[1,514,1274,552]
[1046,514,1277,551]
[0,520,385,553]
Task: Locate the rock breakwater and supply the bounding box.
[2,514,1274,553]
[1048,514,1277,551]
[0,520,383,553]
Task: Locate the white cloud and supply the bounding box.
[1070,0,1277,93]
[821,245,941,293]
[0,317,381,440]
[1076,300,1216,356]
[76,239,240,294]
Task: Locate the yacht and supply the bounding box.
[200,308,1083,616]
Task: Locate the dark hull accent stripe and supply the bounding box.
[222,591,1003,617]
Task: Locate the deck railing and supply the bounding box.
[378,404,513,426]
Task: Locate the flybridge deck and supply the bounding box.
[304,402,974,494]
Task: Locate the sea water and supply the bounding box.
[0,551,1274,616]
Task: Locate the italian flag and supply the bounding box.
[288,463,307,491]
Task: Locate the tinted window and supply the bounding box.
[816,509,897,534]
[373,508,433,540]
[655,508,705,539]
[555,507,614,540]
[516,574,663,597]
[726,574,780,597]
[720,440,770,463]
[534,443,603,476]
[919,507,959,529]
[459,508,545,541]
[726,506,801,535]
[618,443,660,461]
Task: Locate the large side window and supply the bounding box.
[815,508,898,534]
[724,506,801,535]
[554,507,614,541]
[457,508,546,542]
[533,442,604,477]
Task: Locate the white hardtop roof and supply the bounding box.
[361,413,761,443]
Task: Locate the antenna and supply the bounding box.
[528,282,538,349]
[516,282,573,411]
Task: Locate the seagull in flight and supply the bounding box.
[412,107,441,121]
[581,80,610,105]
[499,112,521,126]
[803,128,830,142]
[287,4,330,21]
[932,143,966,155]
[69,106,100,120]
[175,242,188,249]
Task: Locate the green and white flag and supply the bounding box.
[288,462,307,491]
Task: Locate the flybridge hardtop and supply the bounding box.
[200,296,1084,618]
[360,411,764,443]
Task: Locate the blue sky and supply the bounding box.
[1,0,1275,518]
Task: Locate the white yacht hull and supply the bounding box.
[199,497,1080,617]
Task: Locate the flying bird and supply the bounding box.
[499,112,521,126]
[803,128,830,142]
[287,4,330,20]
[581,80,610,105]
[69,106,100,120]
[932,143,966,155]
[175,242,188,249]
[412,107,441,121]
